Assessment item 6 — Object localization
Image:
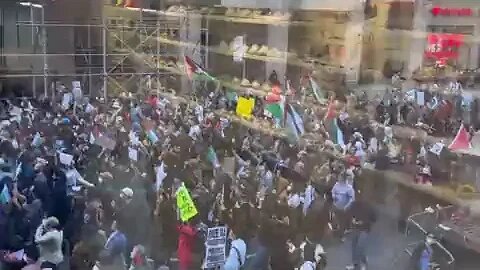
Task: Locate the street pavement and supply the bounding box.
[324,203,480,270]
[324,213,410,270]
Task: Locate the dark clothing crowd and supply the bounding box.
[1,75,469,270]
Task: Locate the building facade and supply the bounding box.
[0,0,103,98]
[408,0,480,75]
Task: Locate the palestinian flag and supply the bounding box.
[449,124,470,151]
[264,84,285,127]
[324,97,336,121]
[309,77,325,103]
[286,80,296,96]
[323,117,344,145]
[285,104,304,140]
[184,56,215,81]
[264,96,285,128]
[265,102,284,119]
[265,85,282,103]
[323,98,344,145]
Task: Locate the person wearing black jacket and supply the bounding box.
[348,197,376,270]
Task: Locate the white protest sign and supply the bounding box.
[416,91,425,106]
[32,132,43,147]
[429,142,444,156]
[203,226,227,269]
[85,103,95,114]
[72,81,81,89]
[89,132,95,144]
[62,93,72,110]
[155,162,167,191]
[59,152,74,166]
[128,147,138,161]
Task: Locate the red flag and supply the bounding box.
[449,124,470,151]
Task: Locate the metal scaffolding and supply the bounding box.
[4,2,183,101]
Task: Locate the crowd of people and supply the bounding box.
[0,71,474,270]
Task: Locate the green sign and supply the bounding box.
[176,184,198,222]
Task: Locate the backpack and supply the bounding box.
[229,238,246,269]
[232,245,244,269]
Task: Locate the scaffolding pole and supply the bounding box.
[6,4,181,100]
[30,3,35,97]
[41,6,47,98]
[103,18,107,101]
[88,24,92,96]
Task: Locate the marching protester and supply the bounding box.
[176,222,197,270]
[331,172,355,240]
[224,227,247,270]
[34,217,63,270]
[347,194,376,270]
[0,61,475,270]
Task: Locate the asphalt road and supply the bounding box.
[324,214,409,270]
[324,205,480,270]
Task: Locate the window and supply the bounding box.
[386,1,414,30]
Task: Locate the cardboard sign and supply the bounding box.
[203,226,227,269]
[176,184,198,222]
[236,97,255,119]
[222,156,235,176]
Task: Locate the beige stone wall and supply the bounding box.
[361,0,417,80]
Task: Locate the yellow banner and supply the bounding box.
[176,184,198,222]
[236,97,255,119]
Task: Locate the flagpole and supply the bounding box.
[242,34,246,79]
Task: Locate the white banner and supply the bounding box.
[232,36,246,62]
